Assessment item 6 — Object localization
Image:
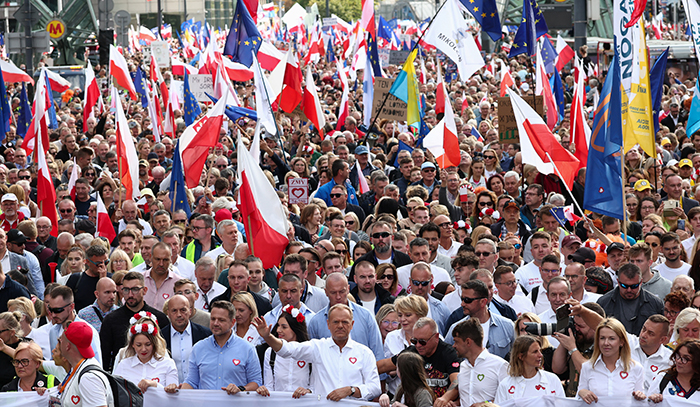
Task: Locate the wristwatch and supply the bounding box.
[238,385,246,392]
[350,386,356,396]
[568,348,578,356]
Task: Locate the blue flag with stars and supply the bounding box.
[326,38,336,62]
[0,66,10,142]
[206,93,259,122]
[170,141,191,217]
[224,0,262,68]
[133,67,149,108]
[508,0,548,58]
[367,33,383,78]
[378,16,394,44]
[183,71,201,126]
[541,37,558,75]
[393,139,414,167]
[459,0,502,41]
[550,69,565,122]
[17,82,31,137]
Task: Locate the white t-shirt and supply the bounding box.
[514,261,543,293]
[655,261,691,283]
[361,297,376,313]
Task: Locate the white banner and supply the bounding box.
[499,395,696,407]
[682,0,700,62]
[613,0,638,92]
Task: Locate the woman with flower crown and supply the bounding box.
[113,317,178,393]
[255,305,313,398]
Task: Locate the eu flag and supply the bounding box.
[393,139,414,166]
[551,69,565,122]
[459,0,502,41]
[133,67,149,108]
[183,71,201,126]
[326,38,336,63]
[650,47,669,135]
[378,16,394,44]
[17,82,31,137]
[223,0,262,68]
[509,0,548,58]
[170,141,191,217]
[367,33,383,78]
[583,55,624,220]
[206,93,258,122]
[0,66,10,142]
[541,37,558,75]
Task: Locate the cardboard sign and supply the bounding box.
[288,178,309,205]
[497,95,544,143]
[389,50,410,66]
[371,77,408,122]
[150,41,170,67]
[188,74,215,102]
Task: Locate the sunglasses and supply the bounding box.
[422,168,435,172]
[330,193,343,198]
[513,243,522,249]
[475,251,494,257]
[346,220,355,226]
[336,249,347,255]
[18,175,31,180]
[410,335,434,346]
[48,303,73,314]
[88,258,109,267]
[60,209,73,214]
[462,296,486,304]
[619,281,641,290]
[484,155,496,160]
[379,274,395,280]
[411,279,430,287]
[478,201,494,207]
[372,232,391,239]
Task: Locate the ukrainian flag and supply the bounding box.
[389,49,421,129]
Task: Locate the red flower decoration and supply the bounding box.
[296,313,305,323]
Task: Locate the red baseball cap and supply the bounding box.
[215,208,233,223]
[65,321,95,359]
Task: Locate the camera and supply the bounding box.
[523,304,577,336]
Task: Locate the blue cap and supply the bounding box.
[354,145,369,155]
[421,162,436,170]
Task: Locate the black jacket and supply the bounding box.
[660,112,687,133]
[345,203,367,225]
[161,322,212,351]
[349,249,413,280]
[0,371,55,392]
[349,284,395,313]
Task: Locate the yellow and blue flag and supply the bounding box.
[388,49,421,128]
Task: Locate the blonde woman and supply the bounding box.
[232,292,260,346]
[107,249,132,274]
[384,296,429,395]
[58,246,86,284]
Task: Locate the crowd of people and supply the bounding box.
[0,12,697,407]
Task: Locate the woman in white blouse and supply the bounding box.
[384,296,429,396]
[494,336,564,403]
[113,317,178,393]
[578,318,646,404]
[649,339,700,403]
[231,292,261,346]
[255,305,312,398]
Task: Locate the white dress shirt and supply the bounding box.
[528,285,552,314]
[262,347,312,391]
[113,355,179,388]
[397,263,451,293]
[437,240,461,259]
[264,303,316,327]
[494,369,565,403]
[172,257,196,282]
[627,333,673,392]
[276,337,381,400]
[233,323,261,346]
[171,323,194,383]
[494,293,535,315]
[118,218,153,235]
[271,282,329,313]
[458,349,509,406]
[195,281,227,311]
[537,307,560,348]
[578,356,645,397]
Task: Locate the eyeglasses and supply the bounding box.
[381,320,400,328]
[438,222,452,229]
[410,336,434,346]
[11,358,31,367]
[379,274,395,280]
[330,193,343,198]
[175,290,194,296]
[411,279,430,287]
[192,226,207,232]
[462,296,486,304]
[541,268,560,274]
[475,251,494,257]
[664,307,680,317]
[619,281,641,290]
[372,232,391,239]
[672,354,693,364]
[422,168,435,172]
[478,201,494,207]
[48,303,73,314]
[496,279,519,287]
[121,286,144,294]
[88,258,108,267]
[0,328,12,334]
[564,274,583,280]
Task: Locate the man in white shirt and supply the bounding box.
[163,294,212,382]
[515,231,553,293]
[397,238,452,290]
[435,318,508,407]
[564,263,601,303]
[537,276,571,348]
[434,215,461,258]
[254,303,381,401]
[194,257,227,311]
[493,265,535,315]
[681,207,700,253]
[162,230,196,282]
[443,254,480,312]
[205,220,239,261]
[528,254,562,314]
[117,200,153,234]
[656,232,692,282]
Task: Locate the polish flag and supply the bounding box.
[555,35,575,71]
[302,66,325,138]
[257,41,284,71]
[0,59,33,84]
[35,130,58,237]
[45,69,71,93]
[112,87,141,200]
[95,193,116,242]
[22,69,50,156]
[435,62,446,116]
[171,58,197,76]
[507,88,580,188]
[222,58,254,82]
[536,44,558,130]
[67,159,80,200]
[83,60,100,132]
[150,55,169,103]
[570,58,590,170]
[355,163,370,194]
[360,0,376,36]
[178,91,228,188]
[335,60,350,131]
[163,81,180,137]
[109,45,138,100]
[237,134,289,269]
[147,83,163,142]
[419,57,427,84]
[500,60,515,97]
[424,85,461,168]
[268,50,303,113]
[461,91,469,114]
[138,26,157,44]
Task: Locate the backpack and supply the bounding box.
[79,364,143,407]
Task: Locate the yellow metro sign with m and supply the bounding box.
[47,20,67,40]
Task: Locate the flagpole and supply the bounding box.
[247,215,255,257]
[363,0,449,144]
[621,147,629,243]
[545,152,587,218]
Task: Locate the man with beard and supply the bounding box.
[350,221,411,279]
[77,277,119,331]
[350,261,395,314]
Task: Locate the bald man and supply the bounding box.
[162,295,212,382]
[78,277,119,331]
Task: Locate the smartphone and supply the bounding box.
[678,219,686,230]
[555,304,571,333]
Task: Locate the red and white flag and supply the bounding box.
[237,135,289,269]
[435,62,446,116]
[179,91,228,188]
[335,60,350,131]
[95,193,116,242]
[35,130,58,237]
[302,66,325,138]
[171,57,197,76]
[112,87,141,200]
[150,55,169,103]
[423,85,460,168]
[66,159,80,200]
[138,26,157,44]
[45,69,71,93]
[536,42,558,130]
[500,60,515,97]
[23,69,51,156]
[570,58,590,170]
[109,45,138,100]
[555,35,575,71]
[507,88,580,188]
[83,60,100,132]
[257,41,284,71]
[0,59,33,84]
[163,80,180,137]
[355,162,370,194]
